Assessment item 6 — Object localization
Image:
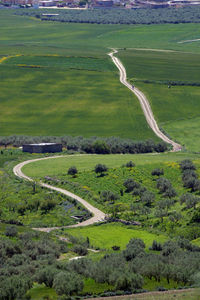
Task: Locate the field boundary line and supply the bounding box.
[108,48,182,152]
[13,155,106,232]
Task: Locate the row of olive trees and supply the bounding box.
[0,135,168,154]
[180,159,200,193]
[2,227,200,298]
[16,6,200,25]
[66,237,200,290]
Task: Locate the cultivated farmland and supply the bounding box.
[118,49,200,151]
[1,9,200,299]
[1,11,200,147]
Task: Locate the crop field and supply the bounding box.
[3,55,115,72]
[0,64,154,138]
[118,49,200,83]
[1,11,200,143]
[2,10,200,299]
[118,49,200,151]
[1,12,200,56]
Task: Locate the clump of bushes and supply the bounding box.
[68,166,78,176]
[125,161,135,168]
[149,240,162,251]
[151,168,164,176]
[100,190,119,203]
[156,177,176,198]
[95,164,108,176]
[180,160,200,192]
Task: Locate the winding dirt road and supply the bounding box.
[13,49,181,231]
[108,49,182,152]
[13,156,106,232]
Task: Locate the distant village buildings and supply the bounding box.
[1,0,200,10]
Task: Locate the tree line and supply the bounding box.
[0,135,168,154]
[16,6,200,25]
[1,227,200,300]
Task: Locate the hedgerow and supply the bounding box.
[0,135,168,154]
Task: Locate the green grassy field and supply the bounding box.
[22,152,200,178]
[23,153,200,240]
[118,49,200,151]
[1,12,200,56]
[118,49,200,83]
[60,223,167,250]
[0,64,155,138]
[3,55,115,72]
[136,82,200,151]
[1,11,200,143]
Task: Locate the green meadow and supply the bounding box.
[2,11,200,298]
[0,64,154,139]
[1,11,200,147]
[3,55,115,72]
[118,49,200,151]
[22,152,200,178]
[59,223,168,250]
[23,153,200,241]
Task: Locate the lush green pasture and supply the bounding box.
[22,152,200,178]
[118,49,200,83]
[1,12,200,141]
[1,12,200,56]
[23,153,200,239]
[61,223,167,250]
[164,117,200,153]
[27,283,58,300]
[118,49,200,151]
[3,55,115,72]
[0,64,155,138]
[136,83,200,151]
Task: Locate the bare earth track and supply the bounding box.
[108,49,182,152]
[13,49,181,231]
[13,156,106,232]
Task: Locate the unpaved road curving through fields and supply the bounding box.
[108,49,182,152]
[13,156,106,232]
[13,50,181,231]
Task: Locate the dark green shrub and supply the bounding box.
[100,190,119,203]
[151,168,164,176]
[53,271,83,296]
[112,245,120,251]
[180,160,196,171]
[123,178,140,193]
[72,245,88,256]
[125,161,135,168]
[94,164,108,176]
[149,240,162,251]
[5,226,18,237]
[68,166,78,176]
